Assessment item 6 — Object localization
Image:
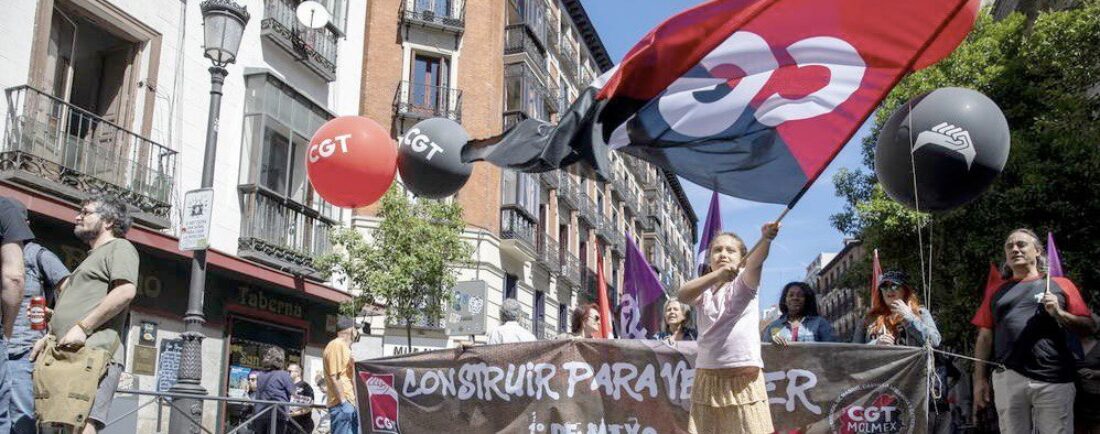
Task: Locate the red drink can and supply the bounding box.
[29,296,46,330]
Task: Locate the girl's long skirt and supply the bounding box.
[688,367,774,434]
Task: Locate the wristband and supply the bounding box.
[76,320,93,335]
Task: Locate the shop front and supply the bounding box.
[4,183,349,433]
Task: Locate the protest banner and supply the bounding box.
[355,341,928,434]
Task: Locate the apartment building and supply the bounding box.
[356,0,697,354]
[0,0,366,431]
[808,239,867,340]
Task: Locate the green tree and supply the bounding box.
[316,186,473,350]
[832,4,1100,348]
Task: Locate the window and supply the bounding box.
[558,303,568,333]
[410,54,451,112]
[504,273,518,300]
[320,0,350,33]
[240,74,337,217]
[501,169,539,216]
[534,291,545,337]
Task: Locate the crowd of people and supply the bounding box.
[491,224,1099,434]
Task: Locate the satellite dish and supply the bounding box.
[296,1,331,29]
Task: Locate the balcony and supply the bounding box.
[504,63,555,126]
[595,213,615,242]
[1,86,176,228]
[576,191,597,226]
[394,81,463,122]
[505,25,547,75]
[560,250,581,287]
[536,232,561,275]
[262,0,339,82]
[559,39,579,84]
[500,206,538,261]
[238,185,338,277]
[557,176,577,208]
[400,0,465,33]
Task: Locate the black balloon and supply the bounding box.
[398,118,473,199]
[874,87,1010,211]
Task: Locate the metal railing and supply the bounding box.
[537,232,561,274]
[576,191,597,226]
[504,63,554,122]
[400,0,465,31]
[560,249,581,287]
[559,39,579,84]
[394,80,463,121]
[106,388,326,434]
[505,24,547,74]
[262,0,339,80]
[500,206,537,250]
[557,175,577,208]
[238,185,337,274]
[2,85,176,219]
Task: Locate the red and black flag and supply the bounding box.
[465,0,979,204]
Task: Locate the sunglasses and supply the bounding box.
[590,315,601,321]
[880,284,904,293]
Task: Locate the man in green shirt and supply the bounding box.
[31,193,138,434]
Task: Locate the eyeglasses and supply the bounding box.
[880,284,903,293]
[590,315,600,321]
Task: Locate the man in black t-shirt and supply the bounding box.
[287,363,315,434]
[0,197,33,434]
[972,229,1097,434]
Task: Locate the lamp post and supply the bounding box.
[169,1,248,433]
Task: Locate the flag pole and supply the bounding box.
[740,206,792,262]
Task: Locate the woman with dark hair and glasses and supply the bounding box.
[556,303,603,339]
[761,282,835,345]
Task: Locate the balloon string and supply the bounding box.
[906,101,931,304]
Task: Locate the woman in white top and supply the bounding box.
[676,222,779,434]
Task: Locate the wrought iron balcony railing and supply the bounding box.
[2,85,177,226]
[560,250,581,287]
[537,232,561,275]
[400,0,465,32]
[505,24,547,74]
[559,39,579,84]
[238,185,338,276]
[394,81,463,121]
[501,206,538,251]
[557,176,577,208]
[576,190,597,226]
[262,0,339,81]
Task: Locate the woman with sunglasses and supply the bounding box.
[556,303,603,339]
[852,270,941,347]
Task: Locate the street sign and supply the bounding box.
[444,281,487,336]
[179,188,214,251]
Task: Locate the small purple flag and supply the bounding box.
[1047,232,1063,277]
[697,191,723,276]
[620,234,666,339]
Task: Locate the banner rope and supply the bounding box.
[931,348,1005,370]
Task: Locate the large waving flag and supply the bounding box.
[466,0,979,204]
[697,191,723,276]
[620,234,666,339]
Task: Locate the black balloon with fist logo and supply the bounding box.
[397,118,473,199]
[874,87,1010,211]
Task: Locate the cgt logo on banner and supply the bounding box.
[829,384,915,434]
[359,372,400,434]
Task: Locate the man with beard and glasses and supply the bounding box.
[31,193,138,434]
[972,228,1096,434]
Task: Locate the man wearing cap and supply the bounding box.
[971,229,1096,434]
[486,299,536,345]
[324,316,359,434]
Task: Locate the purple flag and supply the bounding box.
[1047,232,1063,277]
[697,191,723,276]
[620,234,666,339]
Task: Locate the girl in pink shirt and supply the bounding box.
[677,223,779,434]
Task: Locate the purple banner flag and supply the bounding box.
[621,234,666,339]
[1047,232,1064,277]
[697,191,722,276]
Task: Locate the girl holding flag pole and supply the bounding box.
[677,222,780,434]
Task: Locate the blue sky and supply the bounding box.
[580,0,871,310]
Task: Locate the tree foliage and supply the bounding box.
[316,186,473,344]
[831,4,1100,348]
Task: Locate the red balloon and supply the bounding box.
[306,116,397,208]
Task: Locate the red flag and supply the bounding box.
[596,246,613,339]
[984,262,1003,292]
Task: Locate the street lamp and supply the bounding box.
[169,1,248,434]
